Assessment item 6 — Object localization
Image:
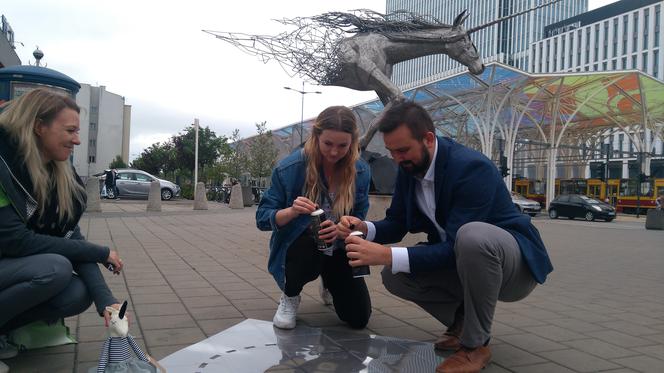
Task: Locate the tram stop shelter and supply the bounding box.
[261,62,664,208]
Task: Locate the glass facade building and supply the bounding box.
[386,0,587,89]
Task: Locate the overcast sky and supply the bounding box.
[3,0,615,160]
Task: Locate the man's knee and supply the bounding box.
[454,222,496,261]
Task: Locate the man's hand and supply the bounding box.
[106,250,123,275]
[318,219,338,244]
[344,234,392,266]
[338,216,366,239]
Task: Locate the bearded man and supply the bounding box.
[339,100,553,373]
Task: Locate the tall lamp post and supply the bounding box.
[284,82,322,146]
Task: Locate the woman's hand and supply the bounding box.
[290,196,317,216]
[106,250,123,275]
[318,220,338,244]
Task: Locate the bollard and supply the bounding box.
[229,184,244,209]
[85,176,102,212]
[146,180,162,212]
[645,209,664,230]
[193,182,208,210]
[242,186,254,207]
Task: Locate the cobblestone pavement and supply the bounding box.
[5,201,664,372]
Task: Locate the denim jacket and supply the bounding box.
[256,149,371,290]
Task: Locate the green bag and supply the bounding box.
[7,319,77,351]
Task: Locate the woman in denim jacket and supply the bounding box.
[256,106,372,329]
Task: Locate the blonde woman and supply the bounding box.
[0,89,123,371]
[256,106,372,329]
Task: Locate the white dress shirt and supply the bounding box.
[365,140,445,273]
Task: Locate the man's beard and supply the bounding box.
[399,144,431,177]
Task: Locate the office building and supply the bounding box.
[532,0,663,79]
[74,84,132,178]
[0,14,20,67]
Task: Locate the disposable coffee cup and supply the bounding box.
[348,231,370,278]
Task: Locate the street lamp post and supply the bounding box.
[284,82,322,146]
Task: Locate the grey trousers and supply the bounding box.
[382,222,537,348]
[0,254,92,335]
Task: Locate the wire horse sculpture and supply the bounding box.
[205,1,560,149]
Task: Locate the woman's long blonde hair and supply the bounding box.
[303,106,360,218]
[0,89,85,222]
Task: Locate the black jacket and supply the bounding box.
[0,128,117,314]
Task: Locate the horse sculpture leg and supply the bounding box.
[357,63,404,150]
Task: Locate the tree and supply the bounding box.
[171,125,226,171]
[220,128,247,182]
[130,142,173,175]
[109,155,127,169]
[247,121,278,180]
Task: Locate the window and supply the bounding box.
[622,56,627,68]
[117,173,134,181]
[594,24,600,61]
[643,52,649,71]
[619,134,625,153]
[612,59,617,70]
[623,16,629,54]
[604,21,609,58]
[613,18,618,57]
[655,50,659,77]
[577,30,582,64]
[90,122,96,131]
[632,54,638,68]
[556,195,570,203]
[586,28,591,62]
[656,5,661,47]
[633,12,639,53]
[644,9,650,49]
[88,156,95,163]
[135,174,153,182]
[89,139,96,147]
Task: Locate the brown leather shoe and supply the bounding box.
[434,331,462,351]
[436,346,491,373]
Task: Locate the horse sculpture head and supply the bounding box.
[445,10,484,75]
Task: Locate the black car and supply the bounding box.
[548,194,616,222]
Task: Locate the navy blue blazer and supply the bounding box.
[373,137,553,284]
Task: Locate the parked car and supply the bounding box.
[548,194,616,222]
[112,169,180,200]
[511,192,541,217]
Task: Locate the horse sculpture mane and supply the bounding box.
[311,9,453,33]
[205,9,454,86]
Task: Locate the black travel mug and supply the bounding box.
[347,231,370,278]
[310,209,330,253]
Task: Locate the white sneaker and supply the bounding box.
[273,294,300,329]
[0,361,8,373]
[0,336,17,360]
[319,282,333,305]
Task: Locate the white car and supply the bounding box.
[511,192,541,217]
[111,169,181,200]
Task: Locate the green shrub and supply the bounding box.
[180,184,195,200]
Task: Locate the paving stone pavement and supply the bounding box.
[4,201,664,373]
